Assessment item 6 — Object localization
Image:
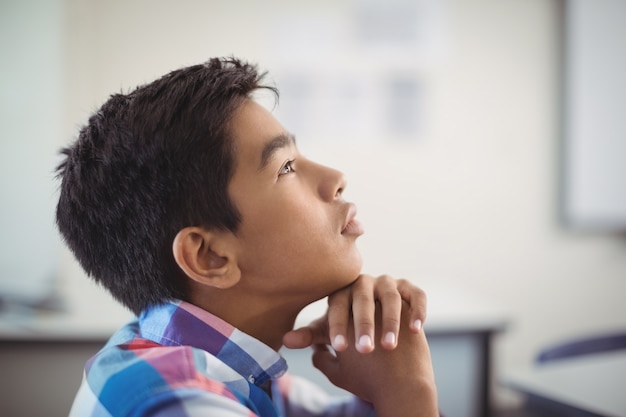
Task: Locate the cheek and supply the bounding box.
[257,206,330,248]
[251,191,327,231]
[240,201,334,259]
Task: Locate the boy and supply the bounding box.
[57,57,438,416]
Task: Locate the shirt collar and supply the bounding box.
[138,299,287,386]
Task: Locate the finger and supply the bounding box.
[374,275,402,350]
[327,289,351,351]
[282,327,313,349]
[311,344,340,383]
[397,279,427,332]
[282,315,329,349]
[350,275,376,353]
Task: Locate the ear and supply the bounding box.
[172,227,241,289]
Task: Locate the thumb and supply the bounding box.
[282,327,314,349]
[283,314,330,349]
[311,345,340,383]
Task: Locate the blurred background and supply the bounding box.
[1,0,625,416]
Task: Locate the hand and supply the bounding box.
[313,302,439,417]
[283,274,427,353]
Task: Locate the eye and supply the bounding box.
[278,159,296,176]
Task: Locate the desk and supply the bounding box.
[503,351,626,417]
[1,287,507,417]
[288,290,508,417]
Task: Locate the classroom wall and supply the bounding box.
[0,0,64,304]
[48,0,626,408]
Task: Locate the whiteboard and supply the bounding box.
[563,0,626,231]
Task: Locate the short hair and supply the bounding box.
[56,57,277,315]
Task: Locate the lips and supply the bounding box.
[341,203,365,236]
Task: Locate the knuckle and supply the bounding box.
[383,314,401,326]
[352,291,374,304]
[399,278,424,294]
[380,288,401,301]
[327,297,350,310]
[377,274,395,285]
[396,278,411,288]
[359,273,374,282]
[329,320,348,331]
[410,303,428,319]
[328,289,350,304]
[356,319,375,330]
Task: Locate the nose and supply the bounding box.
[316,162,347,202]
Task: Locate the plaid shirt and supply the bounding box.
[69,300,375,417]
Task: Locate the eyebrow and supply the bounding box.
[259,133,296,171]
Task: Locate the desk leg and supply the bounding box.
[479,331,492,417]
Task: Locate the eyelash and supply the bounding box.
[278,159,296,176]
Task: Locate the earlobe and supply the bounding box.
[172,227,241,289]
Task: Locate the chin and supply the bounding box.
[349,248,363,274]
[337,251,364,286]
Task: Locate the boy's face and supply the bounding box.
[227,100,364,306]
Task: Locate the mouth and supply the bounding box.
[341,203,365,236]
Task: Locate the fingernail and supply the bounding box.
[413,319,423,332]
[332,334,346,350]
[358,335,373,350]
[384,332,396,346]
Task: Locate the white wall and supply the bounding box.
[53,0,626,408]
[0,0,64,303]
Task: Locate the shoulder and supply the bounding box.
[79,339,250,416]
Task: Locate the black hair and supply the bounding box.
[55,57,277,314]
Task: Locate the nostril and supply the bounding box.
[335,172,347,199]
[317,164,347,201]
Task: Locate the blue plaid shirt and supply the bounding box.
[69,300,375,416]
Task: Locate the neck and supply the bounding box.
[232,303,302,351]
[189,288,305,351]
